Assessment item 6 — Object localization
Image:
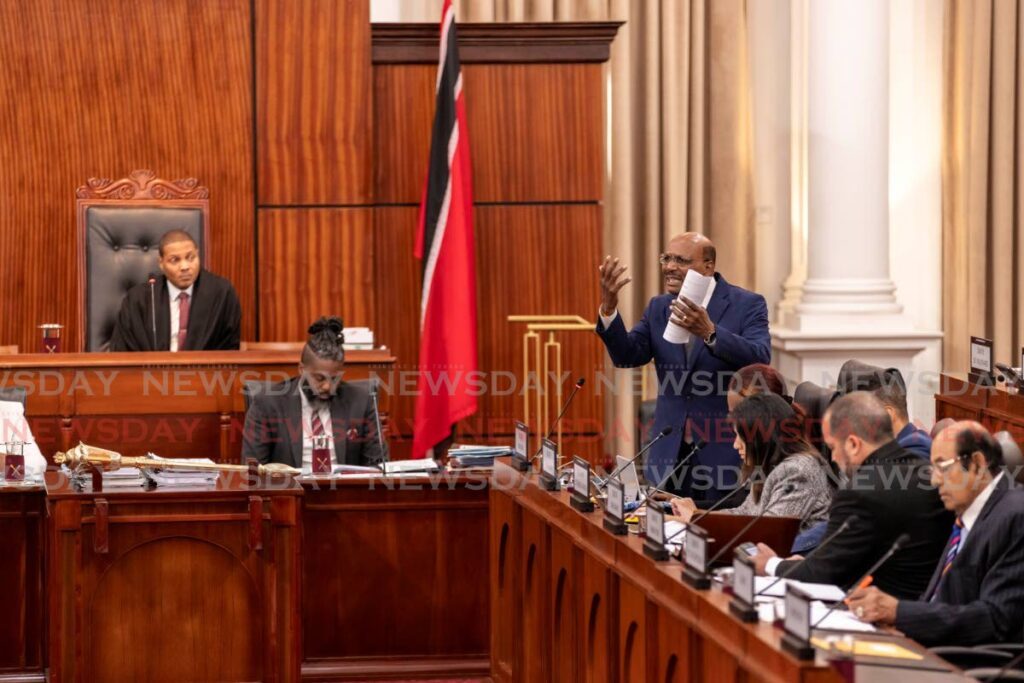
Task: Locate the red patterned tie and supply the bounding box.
[177,292,190,350]
[311,410,331,473]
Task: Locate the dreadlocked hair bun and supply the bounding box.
[305,316,345,361]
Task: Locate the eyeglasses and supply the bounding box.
[932,457,960,475]
[659,253,707,267]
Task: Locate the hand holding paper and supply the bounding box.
[664,270,713,344]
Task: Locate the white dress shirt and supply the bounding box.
[167,280,195,352]
[0,400,47,477]
[599,276,718,332]
[959,471,1004,548]
[299,389,334,472]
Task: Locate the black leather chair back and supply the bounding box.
[84,208,205,351]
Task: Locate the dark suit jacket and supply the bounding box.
[109,271,241,351]
[895,475,1024,646]
[776,440,953,600]
[241,376,388,468]
[595,273,771,497]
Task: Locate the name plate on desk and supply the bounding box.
[681,524,710,589]
[603,478,627,535]
[643,504,669,561]
[539,438,559,491]
[970,336,995,385]
[512,421,531,472]
[729,550,758,622]
[781,585,815,660]
[570,457,594,512]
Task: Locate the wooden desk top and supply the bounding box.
[0,348,395,369]
[493,460,960,680]
[42,469,303,499]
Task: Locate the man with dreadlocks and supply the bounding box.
[242,316,388,469]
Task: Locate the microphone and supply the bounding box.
[705,484,796,567]
[663,482,750,545]
[147,273,158,348]
[756,515,858,596]
[812,533,910,628]
[369,379,388,468]
[630,436,704,514]
[996,362,1022,387]
[595,425,673,493]
[651,436,706,492]
[531,377,586,462]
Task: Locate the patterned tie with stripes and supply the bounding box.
[929,517,963,602]
[311,409,331,474]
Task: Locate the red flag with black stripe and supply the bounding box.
[412,0,478,458]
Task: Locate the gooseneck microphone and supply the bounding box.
[531,377,586,462]
[663,483,750,545]
[812,533,910,628]
[756,515,858,596]
[705,484,797,567]
[147,273,158,348]
[369,380,388,468]
[631,436,704,514]
[595,426,673,492]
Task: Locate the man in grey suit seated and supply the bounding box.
[242,317,387,470]
[847,422,1024,646]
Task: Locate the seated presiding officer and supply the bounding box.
[241,317,387,469]
[752,392,952,600]
[597,233,771,501]
[108,229,241,351]
[847,422,1024,646]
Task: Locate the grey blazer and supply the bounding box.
[726,453,832,528]
[241,376,387,468]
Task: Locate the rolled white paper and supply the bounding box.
[663,270,713,345]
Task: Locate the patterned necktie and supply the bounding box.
[176,292,190,350]
[310,408,331,473]
[929,517,963,602]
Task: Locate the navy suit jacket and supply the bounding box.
[897,423,932,459]
[595,273,771,496]
[895,475,1024,646]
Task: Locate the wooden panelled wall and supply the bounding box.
[0,1,618,461]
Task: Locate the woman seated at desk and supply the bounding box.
[668,392,833,528]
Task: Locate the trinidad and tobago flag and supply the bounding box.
[412,0,478,458]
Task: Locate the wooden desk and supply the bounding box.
[0,484,44,683]
[935,373,1024,442]
[490,461,960,683]
[299,473,490,681]
[45,470,303,683]
[0,470,491,683]
[0,350,394,463]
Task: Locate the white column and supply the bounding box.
[793,0,904,328]
[769,0,942,423]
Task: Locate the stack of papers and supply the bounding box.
[754,577,846,602]
[102,469,145,489]
[448,444,514,468]
[810,601,878,633]
[143,458,219,487]
[381,459,440,475]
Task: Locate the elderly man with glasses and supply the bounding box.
[596,232,771,502]
[846,421,1024,646]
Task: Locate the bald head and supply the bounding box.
[661,232,716,295]
[931,421,1002,514]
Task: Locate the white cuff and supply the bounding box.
[765,557,783,577]
[599,308,619,329]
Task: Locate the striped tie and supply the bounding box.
[929,517,963,602]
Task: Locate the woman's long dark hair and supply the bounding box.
[731,393,827,502]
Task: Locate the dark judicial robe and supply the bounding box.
[108,271,241,352]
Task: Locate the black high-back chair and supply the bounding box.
[76,170,210,351]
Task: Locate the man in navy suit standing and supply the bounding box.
[596,233,771,501]
[847,422,1024,646]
